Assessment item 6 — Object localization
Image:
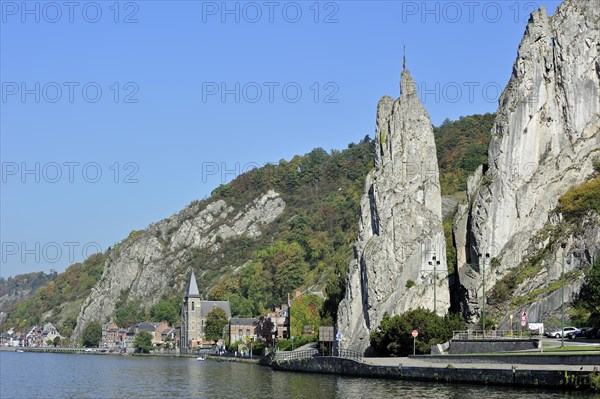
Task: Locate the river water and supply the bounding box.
[0,352,594,398]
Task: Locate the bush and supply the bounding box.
[590,372,600,392]
[557,176,600,221]
[369,308,464,356]
[277,334,317,351]
[81,322,102,348]
[133,331,153,353]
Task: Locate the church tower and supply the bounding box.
[180,270,201,351]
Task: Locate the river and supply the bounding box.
[0,352,594,398]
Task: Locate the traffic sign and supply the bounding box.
[411,330,418,338]
[336,332,342,341]
[520,312,527,327]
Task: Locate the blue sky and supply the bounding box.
[0,0,560,278]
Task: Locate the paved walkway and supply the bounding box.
[363,356,599,372]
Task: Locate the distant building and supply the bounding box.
[180,271,231,351]
[267,302,290,340]
[24,323,61,347]
[229,317,258,344]
[136,321,169,345]
[101,322,120,348]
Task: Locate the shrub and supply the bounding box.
[557,176,600,221]
[369,308,465,356]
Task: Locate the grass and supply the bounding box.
[544,345,600,352]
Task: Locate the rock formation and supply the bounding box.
[71,190,285,343]
[455,0,600,323]
[336,70,449,354]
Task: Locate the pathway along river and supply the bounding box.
[0,352,594,398]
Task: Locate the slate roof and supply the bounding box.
[135,322,161,332]
[199,301,231,318]
[187,271,200,298]
[230,318,259,326]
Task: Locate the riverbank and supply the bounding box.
[271,354,599,391]
[0,346,262,364]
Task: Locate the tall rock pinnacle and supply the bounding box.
[336,70,449,354]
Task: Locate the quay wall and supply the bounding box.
[271,357,594,390]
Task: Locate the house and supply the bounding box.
[0,329,19,347]
[25,326,43,347]
[267,303,290,339]
[101,322,120,348]
[136,321,169,345]
[160,327,179,348]
[124,327,136,351]
[180,271,231,351]
[41,322,61,346]
[229,318,258,344]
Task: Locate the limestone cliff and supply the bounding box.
[336,70,449,353]
[455,0,600,323]
[71,190,285,343]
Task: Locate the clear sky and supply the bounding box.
[0,0,561,278]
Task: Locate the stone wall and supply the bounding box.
[448,339,539,354]
[271,357,594,389]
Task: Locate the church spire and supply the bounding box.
[186,270,200,297]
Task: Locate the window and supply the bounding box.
[191,302,194,311]
[246,329,250,336]
[238,329,242,337]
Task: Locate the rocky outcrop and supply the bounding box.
[456,0,600,322]
[71,190,285,343]
[336,70,449,353]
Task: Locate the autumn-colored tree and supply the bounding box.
[290,294,322,338]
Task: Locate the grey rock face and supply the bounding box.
[336,70,449,353]
[71,190,285,343]
[457,0,600,322]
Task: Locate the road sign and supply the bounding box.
[520,312,527,327]
[336,332,342,341]
[411,330,418,338]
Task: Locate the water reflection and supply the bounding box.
[0,353,595,399]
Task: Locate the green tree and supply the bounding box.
[204,307,228,343]
[370,309,465,356]
[150,298,179,326]
[257,241,308,304]
[225,293,255,318]
[134,331,153,353]
[81,322,102,347]
[53,336,61,347]
[578,257,600,325]
[115,300,145,328]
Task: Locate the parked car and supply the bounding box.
[567,327,589,339]
[545,326,578,338]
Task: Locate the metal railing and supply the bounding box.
[273,348,363,363]
[331,349,363,363]
[452,330,540,340]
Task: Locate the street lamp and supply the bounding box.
[478,252,490,338]
[560,242,566,348]
[427,255,441,314]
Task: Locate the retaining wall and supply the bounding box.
[448,339,539,354]
[271,357,594,390]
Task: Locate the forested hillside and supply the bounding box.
[434,113,494,194]
[2,114,495,334]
